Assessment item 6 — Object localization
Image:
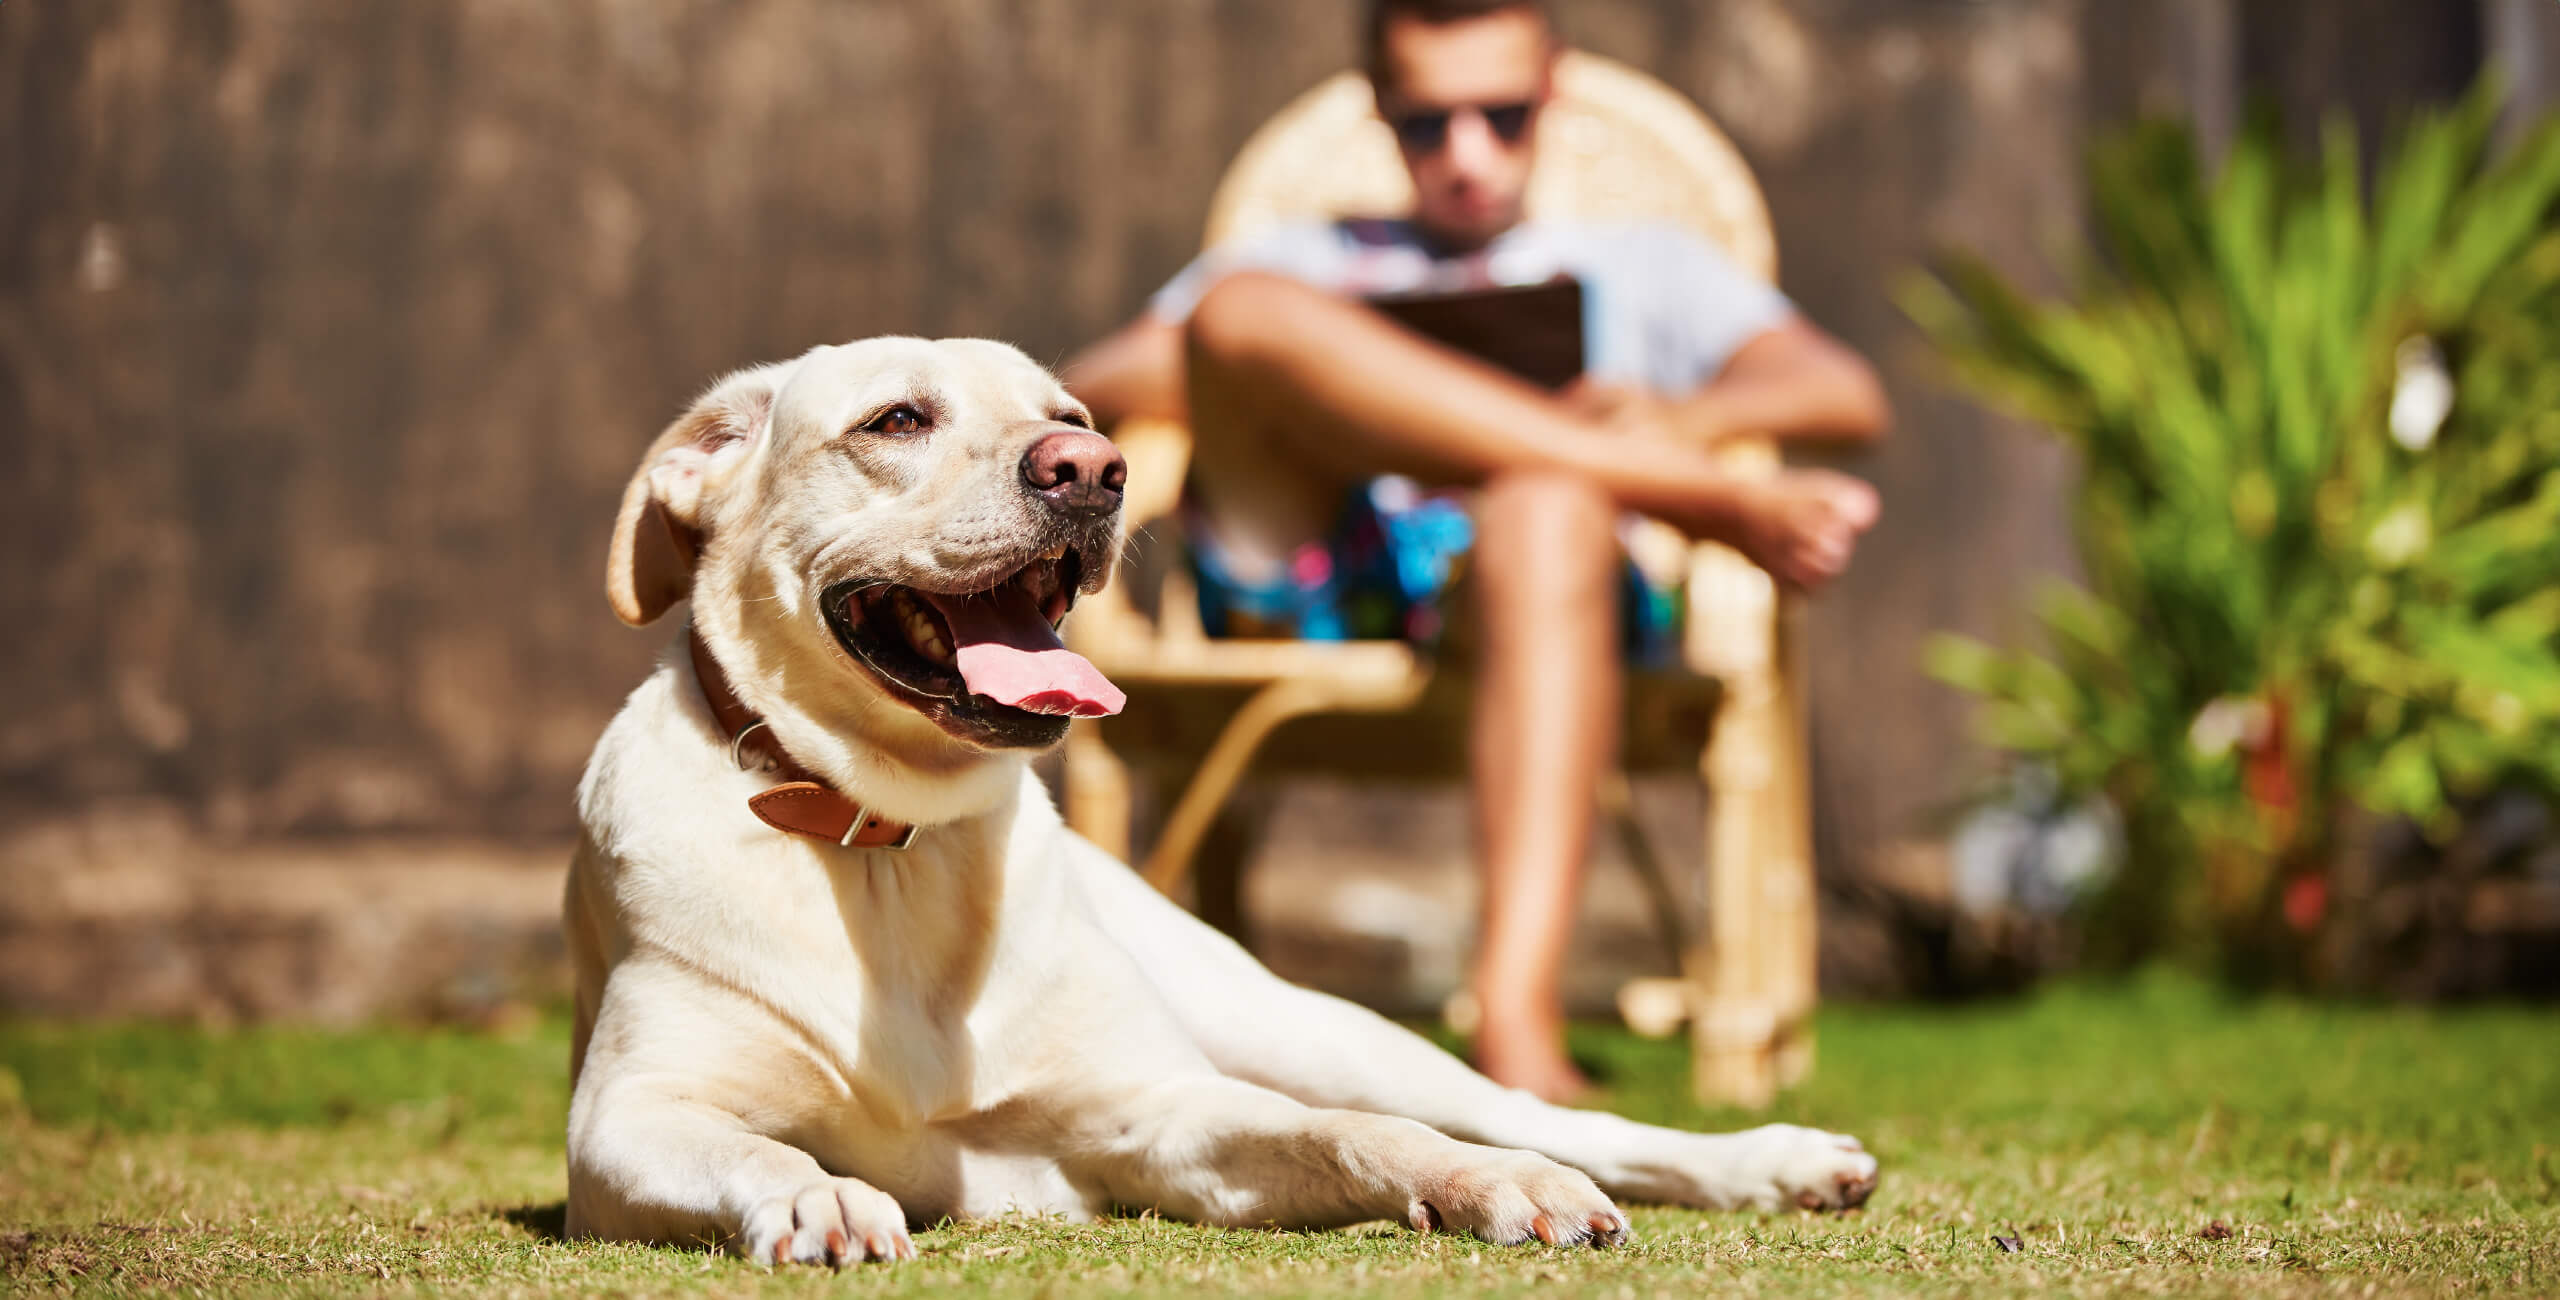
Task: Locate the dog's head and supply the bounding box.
[606,337,1126,820]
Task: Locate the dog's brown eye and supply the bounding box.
[861,405,927,436]
[1054,410,1092,429]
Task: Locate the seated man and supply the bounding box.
[1064,0,1888,1102]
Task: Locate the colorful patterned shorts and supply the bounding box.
[1187,477,1683,663]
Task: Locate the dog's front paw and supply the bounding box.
[1406,1148,1631,1248]
[1721,1124,1878,1212]
[736,1177,916,1266]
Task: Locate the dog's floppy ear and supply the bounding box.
[606,364,785,626]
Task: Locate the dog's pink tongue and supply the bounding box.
[921,586,1125,718]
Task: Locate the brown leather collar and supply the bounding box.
[688,627,920,850]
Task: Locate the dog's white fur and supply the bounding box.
[566,337,1878,1264]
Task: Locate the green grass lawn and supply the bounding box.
[3,973,2554,1297]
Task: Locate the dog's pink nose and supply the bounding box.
[1021,429,1126,514]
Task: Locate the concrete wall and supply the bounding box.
[0,0,2490,1016]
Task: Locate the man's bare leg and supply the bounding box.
[1181,271,1878,587]
[1466,471,1621,1099]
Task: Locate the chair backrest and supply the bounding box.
[1088,52,1785,678]
[1202,51,1775,280]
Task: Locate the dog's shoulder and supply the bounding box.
[572,656,779,911]
[578,662,709,831]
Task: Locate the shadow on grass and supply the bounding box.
[500,1202,567,1241]
[498,1203,736,1257]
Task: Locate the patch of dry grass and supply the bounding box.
[4,974,2555,1296]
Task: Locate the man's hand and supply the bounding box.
[1564,378,1877,590]
[1703,469,1880,592]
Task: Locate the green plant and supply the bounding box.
[1904,81,2560,980]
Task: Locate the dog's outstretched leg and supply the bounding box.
[1068,837,1879,1212]
[1068,1075,1629,1246]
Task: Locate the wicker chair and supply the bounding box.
[1062,51,1816,1107]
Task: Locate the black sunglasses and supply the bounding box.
[1386,101,1536,154]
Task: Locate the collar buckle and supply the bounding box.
[840,802,922,851]
[695,626,924,852]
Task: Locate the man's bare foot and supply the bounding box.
[1702,468,1880,591]
[1473,1013,1591,1103]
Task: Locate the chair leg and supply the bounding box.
[1694,732,1776,1106]
[1767,610,1819,1087]
[1140,678,1339,894]
[1191,795,1266,949]
[1693,669,1785,1109]
[1063,719,1135,862]
[1689,610,1820,1106]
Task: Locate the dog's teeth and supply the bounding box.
[895,604,954,666]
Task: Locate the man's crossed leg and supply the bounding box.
[1164,271,1877,1099]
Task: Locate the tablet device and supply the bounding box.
[1363,277,1586,390]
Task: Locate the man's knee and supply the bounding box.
[1475,470,1618,600]
[1479,470,1615,553]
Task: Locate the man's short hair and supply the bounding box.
[1362,0,1556,93]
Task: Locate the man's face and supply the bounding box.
[1375,8,1553,251]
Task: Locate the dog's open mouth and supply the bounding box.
[824,547,1125,746]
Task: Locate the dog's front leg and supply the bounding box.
[565,1076,916,1265]
[1072,1076,1629,1246]
[564,974,914,1266]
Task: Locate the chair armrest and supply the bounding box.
[1068,417,1201,657]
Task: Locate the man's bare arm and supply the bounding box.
[1061,316,1188,428]
[1673,316,1890,446]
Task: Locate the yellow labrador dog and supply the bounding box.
[564,337,1878,1266]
